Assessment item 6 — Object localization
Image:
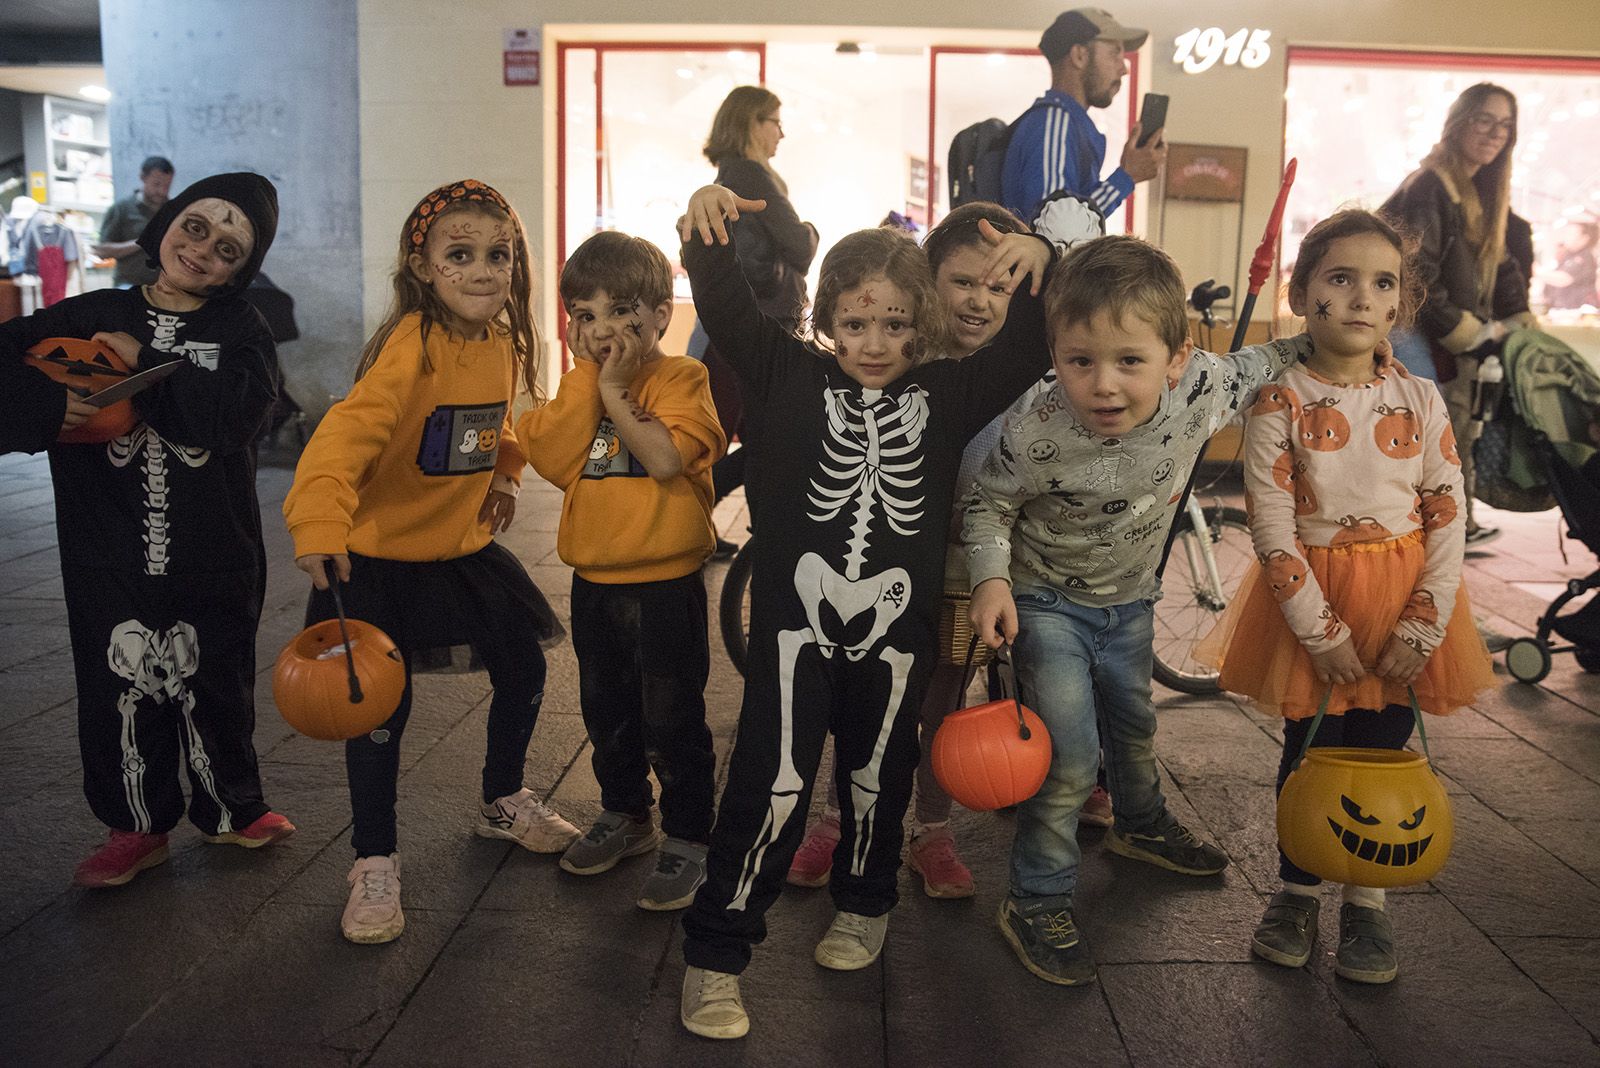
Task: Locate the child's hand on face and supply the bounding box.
[976,220,1048,297]
[1374,633,1428,685]
[296,552,352,591]
[91,331,142,369]
[679,185,767,246]
[1309,636,1365,686]
[479,488,516,534]
[969,577,1019,650]
[597,319,645,391]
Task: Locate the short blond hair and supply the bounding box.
[1043,234,1187,352]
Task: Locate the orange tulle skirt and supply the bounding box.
[1198,530,1495,720]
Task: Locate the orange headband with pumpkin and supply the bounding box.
[404,179,513,253]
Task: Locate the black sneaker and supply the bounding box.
[1335,903,1398,984]
[997,895,1096,986]
[1106,821,1229,875]
[1250,890,1320,968]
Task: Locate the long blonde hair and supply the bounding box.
[1422,82,1517,297]
[703,85,789,194]
[356,195,544,404]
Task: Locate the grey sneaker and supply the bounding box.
[1106,821,1230,875]
[813,910,888,971]
[997,894,1095,985]
[1250,890,1320,968]
[681,965,749,1039]
[559,811,663,875]
[638,838,708,911]
[1335,903,1398,984]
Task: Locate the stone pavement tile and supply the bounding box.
[405,703,590,798]
[0,548,61,595]
[1431,793,1600,938]
[0,620,71,671]
[96,904,464,1068]
[0,595,67,626]
[1100,961,1377,1067]
[1320,893,1600,1066]
[0,793,106,938]
[1147,699,1285,785]
[1429,737,1600,823]
[0,701,80,805]
[1508,818,1600,884]
[1073,870,1262,965]
[5,572,64,601]
[1496,936,1600,1044]
[0,660,76,732]
[0,523,63,562]
[1422,705,1516,739]
[631,983,885,1068]
[369,909,663,1067]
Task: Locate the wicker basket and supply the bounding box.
[937,593,992,667]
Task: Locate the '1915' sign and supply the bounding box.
[1173,28,1271,73]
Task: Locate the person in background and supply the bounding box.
[699,86,819,556]
[95,156,174,288]
[1541,218,1598,310]
[1001,7,1165,227]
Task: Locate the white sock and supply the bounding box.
[1281,881,1319,899]
[1342,884,1385,910]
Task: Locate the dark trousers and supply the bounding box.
[570,570,715,843]
[1276,704,1415,885]
[64,566,270,836]
[683,620,931,974]
[309,550,548,858]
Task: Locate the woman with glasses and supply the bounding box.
[697,87,819,550]
[1381,82,1533,549]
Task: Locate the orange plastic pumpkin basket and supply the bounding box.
[931,642,1051,811]
[273,582,405,741]
[24,337,138,444]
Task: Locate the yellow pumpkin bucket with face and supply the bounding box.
[1276,690,1453,889]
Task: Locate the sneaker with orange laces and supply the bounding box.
[73,830,170,888]
[204,811,297,848]
[1078,786,1114,829]
[908,825,975,898]
[786,813,840,888]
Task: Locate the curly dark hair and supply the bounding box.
[811,227,952,363]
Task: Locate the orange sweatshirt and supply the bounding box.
[518,355,724,583]
[284,313,526,562]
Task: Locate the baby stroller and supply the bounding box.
[1477,329,1600,683]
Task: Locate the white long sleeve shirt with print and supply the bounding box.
[1242,362,1466,657]
[962,334,1311,608]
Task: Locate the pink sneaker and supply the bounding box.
[204,811,297,848]
[908,826,975,898]
[786,814,840,888]
[73,830,170,888]
[1079,786,1114,829]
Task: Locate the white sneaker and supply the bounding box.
[680,965,749,1039]
[476,787,580,853]
[813,909,888,971]
[342,853,404,945]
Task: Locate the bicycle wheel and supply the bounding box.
[1153,505,1252,695]
[718,538,755,677]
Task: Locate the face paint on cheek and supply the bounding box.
[433,262,465,284]
[1387,307,1397,322]
[627,320,643,338]
[902,340,916,360]
[1315,300,1331,320]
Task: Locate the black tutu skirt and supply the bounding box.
[304,540,565,653]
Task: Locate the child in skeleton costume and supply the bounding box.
[1199,211,1492,985]
[284,180,573,946]
[517,231,725,911]
[965,235,1323,987]
[675,186,1054,1041]
[786,198,1104,900]
[0,172,294,889]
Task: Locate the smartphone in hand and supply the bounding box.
[1136,93,1169,147]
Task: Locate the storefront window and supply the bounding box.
[1284,49,1600,312]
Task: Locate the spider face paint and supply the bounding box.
[1292,234,1403,360]
[1315,299,1331,320]
[567,288,670,364]
[830,275,918,389]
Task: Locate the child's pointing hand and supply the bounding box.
[977,220,1050,297]
[679,185,767,246]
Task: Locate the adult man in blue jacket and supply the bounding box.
[1002,8,1166,226]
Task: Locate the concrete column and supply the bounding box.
[100,0,361,422]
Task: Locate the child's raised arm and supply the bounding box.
[950,227,1056,438]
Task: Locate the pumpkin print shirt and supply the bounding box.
[1242,359,1465,657]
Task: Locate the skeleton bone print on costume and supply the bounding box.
[106,619,231,833]
[727,384,930,911]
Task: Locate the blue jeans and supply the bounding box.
[1009,587,1174,900]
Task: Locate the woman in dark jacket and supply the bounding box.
[1382,82,1533,546]
[700,86,818,542]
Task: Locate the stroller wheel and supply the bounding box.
[1506,638,1552,684]
[1576,647,1600,674]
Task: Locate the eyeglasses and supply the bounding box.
[761,117,784,134]
[1468,112,1515,136]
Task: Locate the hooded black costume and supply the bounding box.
[0,172,282,836]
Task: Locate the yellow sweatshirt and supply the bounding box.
[518,355,724,583]
[284,313,526,562]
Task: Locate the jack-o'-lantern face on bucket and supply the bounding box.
[1277,746,1454,888]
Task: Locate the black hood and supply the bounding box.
[137,171,279,297]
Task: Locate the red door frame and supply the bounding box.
[555,41,766,366]
[927,45,1140,230]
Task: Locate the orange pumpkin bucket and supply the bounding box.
[273,580,405,741]
[1276,689,1454,888]
[24,337,139,444]
[931,640,1052,812]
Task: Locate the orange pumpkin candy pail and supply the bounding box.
[23,337,139,444]
[931,642,1052,812]
[273,582,405,741]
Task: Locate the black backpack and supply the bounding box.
[947,118,1012,208]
